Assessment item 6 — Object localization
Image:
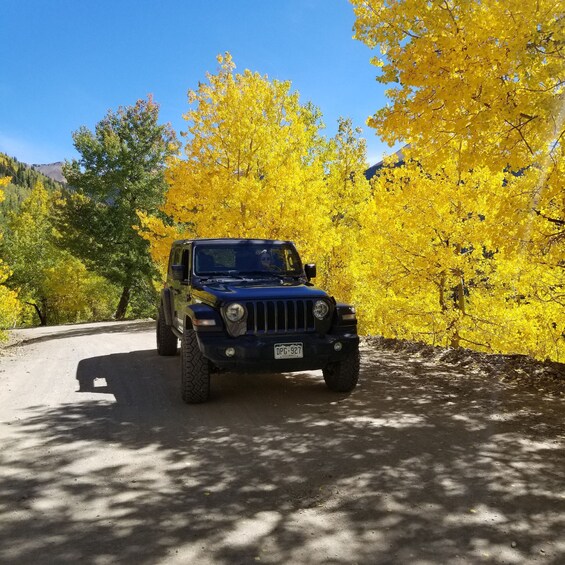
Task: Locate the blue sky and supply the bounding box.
[1,0,397,166]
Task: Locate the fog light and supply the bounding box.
[225,347,236,357]
[334,341,343,351]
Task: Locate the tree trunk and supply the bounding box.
[115,286,131,320]
[455,279,466,314]
[27,300,47,326]
[450,330,461,349]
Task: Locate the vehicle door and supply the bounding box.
[168,245,184,332]
[175,245,192,330]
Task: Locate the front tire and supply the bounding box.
[181,328,210,404]
[323,349,360,392]
[156,308,177,356]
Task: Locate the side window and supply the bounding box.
[168,247,181,276]
[181,248,190,281]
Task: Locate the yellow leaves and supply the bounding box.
[40,255,117,323]
[352,0,565,173]
[0,176,10,205]
[137,211,184,276]
[139,56,373,320]
[0,176,21,336]
[0,251,20,338]
[145,54,341,270]
[0,284,21,339]
[349,0,564,360]
[354,157,565,360]
[134,48,564,361]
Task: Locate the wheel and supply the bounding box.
[181,328,210,404]
[323,348,360,392]
[156,307,178,356]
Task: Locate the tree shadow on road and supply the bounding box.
[1,345,564,564]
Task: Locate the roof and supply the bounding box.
[172,238,294,246]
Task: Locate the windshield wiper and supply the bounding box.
[198,271,245,280]
[238,271,282,278]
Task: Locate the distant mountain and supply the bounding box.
[30,162,66,184]
[0,153,66,222]
[0,153,64,191]
[365,146,406,180]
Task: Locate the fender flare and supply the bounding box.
[185,303,223,330]
[331,302,358,330]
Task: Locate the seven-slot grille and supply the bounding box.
[246,299,316,335]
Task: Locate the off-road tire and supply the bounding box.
[323,348,360,392]
[157,308,178,356]
[181,328,210,404]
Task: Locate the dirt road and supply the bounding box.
[1,320,563,564]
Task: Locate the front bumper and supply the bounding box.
[196,331,359,372]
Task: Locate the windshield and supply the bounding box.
[193,242,303,277]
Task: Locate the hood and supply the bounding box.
[194,280,329,304]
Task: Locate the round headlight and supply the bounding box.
[313,300,330,320]
[225,303,246,322]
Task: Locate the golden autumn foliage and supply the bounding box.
[0,176,22,337]
[139,54,370,305]
[351,0,564,171]
[355,159,564,360]
[351,0,564,360]
[140,54,330,265]
[351,0,565,256]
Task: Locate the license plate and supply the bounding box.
[274,343,303,359]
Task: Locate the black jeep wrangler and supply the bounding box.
[157,238,360,403]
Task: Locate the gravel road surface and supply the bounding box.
[0,320,563,564]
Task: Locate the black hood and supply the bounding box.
[194,280,329,304]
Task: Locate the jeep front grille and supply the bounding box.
[245,300,316,335]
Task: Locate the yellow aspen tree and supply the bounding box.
[351,0,564,253]
[351,0,564,359]
[356,159,496,344]
[352,0,564,268]
[320,118,371,304]
[351,0,564,170]
[140,54,368,284]
[0,176,22,337]
[355,159,563,359]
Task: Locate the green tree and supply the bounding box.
[59,96,178,319]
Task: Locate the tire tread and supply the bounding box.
[181,329,210,403]
[323,349,360,392]
[157,308,178,356]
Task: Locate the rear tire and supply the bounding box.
[323,349,360,392]
[181,328,210,404]
[156,307,177,356]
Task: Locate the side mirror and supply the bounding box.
[171,264,184,282]
[304,263,317,281]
